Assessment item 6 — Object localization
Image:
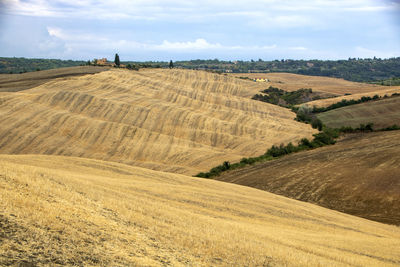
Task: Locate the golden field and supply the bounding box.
[0,66,110,92]
[232,72,400,96]
[0,68,316,175]
[304,87,400,107]
[217,131,400,225]
[317,97,400,129]
[1,154,400,266]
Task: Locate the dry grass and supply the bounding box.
[217,131,400,225]
[317,97,400,129]
[0,66,110,92]
[232,72,400,96]
[1,154,400,266]
[0,68,316,175]
[304,87,400,108]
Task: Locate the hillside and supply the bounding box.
[317,97,400,129]
[304,87,400,108]
[0,68,316,175]
[0,57,85,74]
[1,154,400,266]
[0,66,110,92]
[232,72,397,96]
[216,131,400,225]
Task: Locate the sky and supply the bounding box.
[0,0,399,61]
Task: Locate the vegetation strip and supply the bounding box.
[195,127,337,178]
[194,123,400,179]
[2,57,400,83]
[310,93,400,113]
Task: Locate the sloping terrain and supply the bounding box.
[304,87,400,107]
[217,131,400,225]
[0,66,110,92]
[232,72,399,95]
[1,155,400,266]
[0,68,316,175]
[317,97,400,129]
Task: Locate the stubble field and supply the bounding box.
[1,155,399,266]
[217,131,400,225]
[0,68,315,175]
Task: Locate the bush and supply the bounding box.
[195,127,344,179]
[296,105,313,123]
[381,124,400,131]
[299,138,312,148]
[311,118,323,130]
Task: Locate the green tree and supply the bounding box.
[169,60,174,69]
[114,53,120,67]
[311,118,323,131]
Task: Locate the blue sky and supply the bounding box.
[0,0,399,61]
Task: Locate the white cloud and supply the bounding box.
[155,39,222,50]
[3,0,396,21]
[289,46,307,50]
[47,27,66,39]
[43,26,281,57]
[45,27,278,52]
[47,27,108,42]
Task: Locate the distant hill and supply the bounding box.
[233,72,396,96]
[7,56,400,83]
[172,57,400,82]
[305,87,400,107]
[0,57,85,74]
[216,131,400,225]
[0,66,110,92]
[317,97,400,129]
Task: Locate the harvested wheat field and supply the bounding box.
[217,131,400,225]
[317,97,400,129]
[0,68,316,175]
[304,87,400,108]
[233,72,400,96]
[0,66,110,92]
[1,154,400,266]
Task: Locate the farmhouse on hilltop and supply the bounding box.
[93,58,126,68]
[95,58,113,66]
[254,78,269,82]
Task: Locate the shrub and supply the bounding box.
[311,118,323,130]
[381,124,400,131]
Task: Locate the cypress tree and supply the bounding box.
[114,53,120,67]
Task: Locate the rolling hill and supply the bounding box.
[216,131,400,225]
[232,72,398,95]
[1,154,400,266]
[305,87,400,108]
[0,68,316,175]
[317,97,400,129]
[0,66,110,92]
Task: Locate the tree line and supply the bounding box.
[3,57,400,83]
